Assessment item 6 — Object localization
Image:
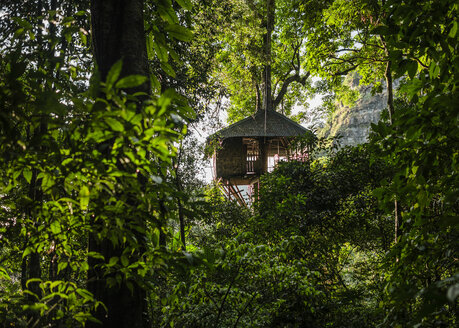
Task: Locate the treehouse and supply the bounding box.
[208,0,312,205]
[208,109,311,205]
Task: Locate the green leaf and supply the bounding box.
[58,262,68,273]
[429,61,440,79]
[449,21,457,38]
[120,255,129,267]
[23,247,32,258]
[151,74,161,91]
[12,17,33,30]
[0,266,11,280]
[165,24,193,42]
[161,62,176,78]
[106,60,122,88]
[175,0,192,11]
[89,71,101,98]
[115,75,147,89]
[153,41,169,63]
[50,221,61,235]
[88,252,105,260]
[108,257,118,267]
[105,117,124,132]
[169,48,182,65]
[129,114,142,126]
[50,280,62,290]
[146,34,153,59]
[158,4,179,24]
[407,60,418,79]
[13,169,22,181]
[76,288,94,301]
[26,278,42,288]
[61,158,73,166]
[79,185,90,210]
[79,31,87,46]
[23,168,32,183]
[41,173,55,189]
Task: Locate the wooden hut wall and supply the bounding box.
[215,137,246,178]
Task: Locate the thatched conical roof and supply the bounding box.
[210,110,309,139]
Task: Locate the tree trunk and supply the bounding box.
[255,82,261,112]
[262,0,275,112]
[91,0,149,88]
[381,33,401,244]
[175,141,186,251]
[384,59,395,125]
[88,1,149,327]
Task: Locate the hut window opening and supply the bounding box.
[245,139,259,174]
[268,139,287,172]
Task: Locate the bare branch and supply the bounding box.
[334,48,361,53]
[412,56,428,69]
[331,64,359,77]
[273,71,311,109]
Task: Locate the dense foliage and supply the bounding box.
[0,0,457,327]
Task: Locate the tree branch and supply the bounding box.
[214,263,241,328]
[331,64,359,77]
[273,72,310,109]
[233,292,258,328]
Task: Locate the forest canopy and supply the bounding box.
[0,0,457,327]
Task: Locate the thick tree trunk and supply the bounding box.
[262,0,275,112]
[91,0,149,87]
[88,1,149,327]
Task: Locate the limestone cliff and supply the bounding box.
[319,77,388,147]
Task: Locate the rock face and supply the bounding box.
[320,78,387,147]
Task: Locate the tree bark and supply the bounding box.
[381,32,401,243]
[255,82,261,112]
[175,141,186,251]
[262,0,275,111]
[385,62,401,243]
[260,0,309,112]
[273,72,310,109]
[88,1,149,327]
[384,59,395,125]
[91,0,149,87]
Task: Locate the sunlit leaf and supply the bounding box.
[23,168,32,183]
[105,117,124,132]
[449,21,457,38]
[165,24,193,42]
[115,75,148,89]
[106,59,122,89]
[158,4,179,24]
[50,221,61,235]
[79,185,90,210]
[175,0,192,11]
